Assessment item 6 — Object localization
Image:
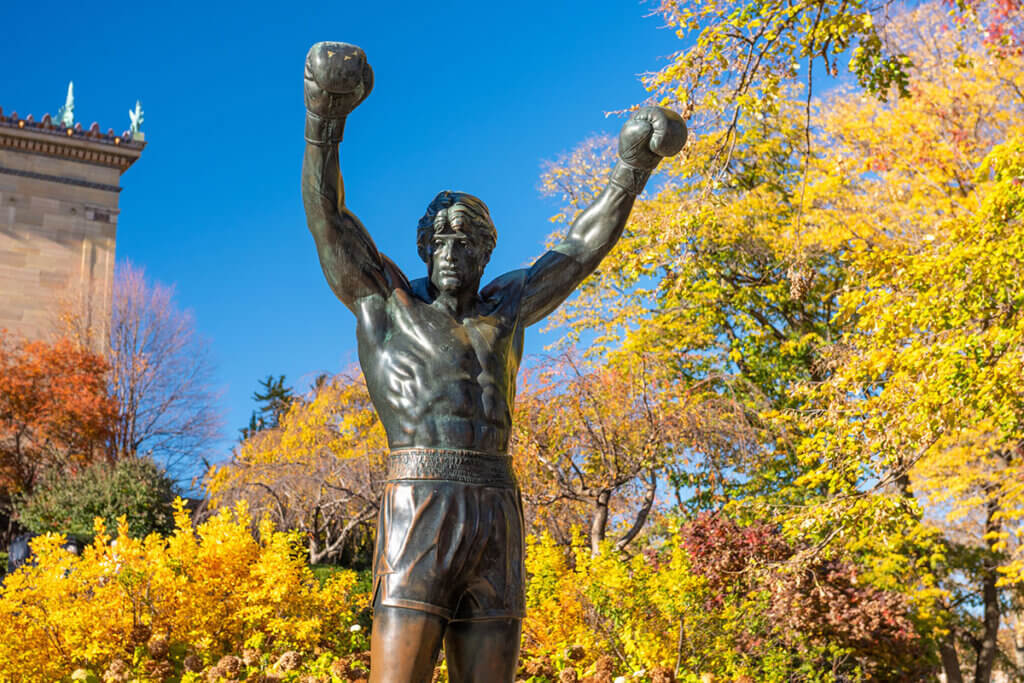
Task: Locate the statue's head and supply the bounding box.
[417,191,497,295]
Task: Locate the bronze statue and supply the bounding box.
[301,41,685,683]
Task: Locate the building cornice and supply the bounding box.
[0,165,122,193]
[0,109,144,173]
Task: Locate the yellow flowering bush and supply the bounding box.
[521,528,709,682]
[0,502,926,681]
[0,499,369,681]
[522,515,928,682]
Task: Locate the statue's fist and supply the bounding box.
[618,106,687,169]
[304,42,374,118]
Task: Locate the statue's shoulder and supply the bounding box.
[480,269,528,311]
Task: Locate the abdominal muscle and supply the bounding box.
[395,415,509,453]
[364,354,514,453]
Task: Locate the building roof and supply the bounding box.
[0,107,145,172]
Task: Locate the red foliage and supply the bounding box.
[769,558,921,661]
[679,514,928,677]
[680,512,790,606]
[0,332,117,498]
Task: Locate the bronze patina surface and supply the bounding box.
[300,41,685,683]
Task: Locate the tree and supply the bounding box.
[676,513,928,678]
[644,0,1020,186]
[512,354,693,554]
[15,457,177,543]
[539,2,1023,678]
[60,262,221,480]
[773,9,1024,679]
[794,128,1024,683]
[208,370,386,565]
[541,72,835,515]
[0,332,116,542]
[239,375,296,441]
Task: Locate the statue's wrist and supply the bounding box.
[305,111,347,145]
[608,158,654,196]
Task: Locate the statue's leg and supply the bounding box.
[368,604,445,683]
[443,618,522,683]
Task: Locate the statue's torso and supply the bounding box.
[355,275,525,453]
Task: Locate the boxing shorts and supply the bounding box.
[372,448,526,622]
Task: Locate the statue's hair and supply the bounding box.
[416,191,497,263]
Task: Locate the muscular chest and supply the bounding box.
[355,289,524,415]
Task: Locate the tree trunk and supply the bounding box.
[940,631,964,683]
[315,504,378,565]
[974,500,1002,683]
[308,532,321,565]
[615,470,656,552]
[1012,596,1024,673]
[895,462,966,682]
[673,615,687,680]
[974,568,1001,682]
[591,489,610,556]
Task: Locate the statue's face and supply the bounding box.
[428,227,487,296]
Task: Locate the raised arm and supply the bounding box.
[519,107,686,326]
[302,42,406,313]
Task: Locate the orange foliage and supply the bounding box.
[0,331,116,498]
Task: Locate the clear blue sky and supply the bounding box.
[3,1,682,464]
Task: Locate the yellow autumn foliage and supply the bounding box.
[206,371,386,566]
[0,499,367,681]
[521,529,717,681]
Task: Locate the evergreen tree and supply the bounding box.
[239,375,294,440]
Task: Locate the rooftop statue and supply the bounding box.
[128,100,144,139]
[57,81,74,128]
[300,41,686,683]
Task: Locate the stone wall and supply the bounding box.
[0,113,143,343]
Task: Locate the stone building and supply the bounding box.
[0,106,144,343]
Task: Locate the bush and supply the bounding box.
[0,499,368,680]
[15,457,176,543]
[311,563,372,591]
[521,516,929,682]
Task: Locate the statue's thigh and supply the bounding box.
[444,618,522,683]
[369,605,445,683]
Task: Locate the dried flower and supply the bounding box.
[146,635,169,660]
[183,654,203,672]
[217,655,242,677]
[102,659,130,683]
[274,651,302,672]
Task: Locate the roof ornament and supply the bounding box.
[57,81,74,127]
[128,100,144,140]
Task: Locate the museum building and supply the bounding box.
[0,105,144,344]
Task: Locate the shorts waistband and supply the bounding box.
[387,448,517,488]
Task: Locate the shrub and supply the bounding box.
[0,499,368,680]
[15,457,177,543]
[521,515,928,682]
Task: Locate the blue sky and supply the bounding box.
[3,1,682,464]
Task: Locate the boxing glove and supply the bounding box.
[610,106,687,195]
[304,42,374,145]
